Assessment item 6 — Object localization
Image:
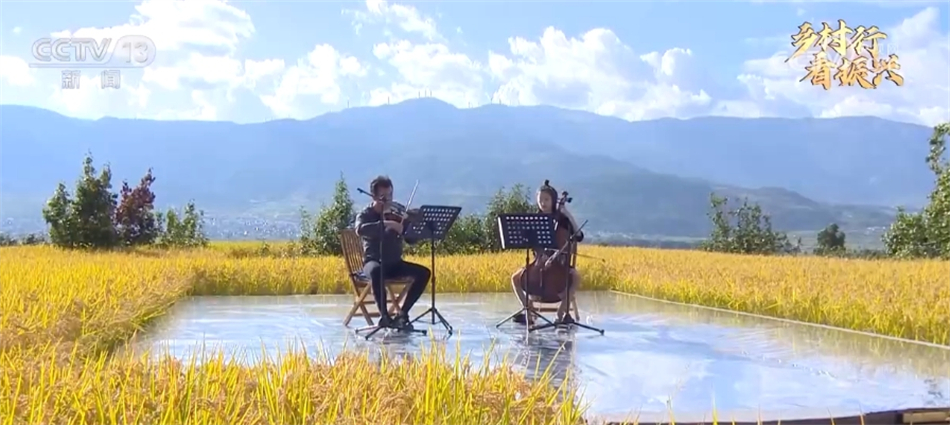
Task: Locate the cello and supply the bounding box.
[524,188,580,302]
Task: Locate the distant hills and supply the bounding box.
[0,99,935,239]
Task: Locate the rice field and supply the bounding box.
[0,243,947,424]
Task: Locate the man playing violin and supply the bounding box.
[510,181,585,325]
[355,175,431,331]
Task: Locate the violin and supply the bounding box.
[524,187,579,301]
[383,200,422,224]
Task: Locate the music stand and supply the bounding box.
[408,205,462,334]
[494,213,557,329]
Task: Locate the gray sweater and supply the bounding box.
[355,204,416,264]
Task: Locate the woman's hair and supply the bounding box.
[538,180,559,209]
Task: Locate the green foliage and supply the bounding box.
[700,193,800,255]
[481,184,534,252]
[290,179,534,257]
[883,122,950,259]
[300,174,356,255]
[0,232,46,247]
[815,223,846,256]
[43,183,76,248]
[439,214,488,254]
[42,153,208,251]
[405,213,489,256]
[42,153,118,249]
[156,201,209,249]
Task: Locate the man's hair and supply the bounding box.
[370,175,393,195]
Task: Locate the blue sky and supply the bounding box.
[0,0,947,126]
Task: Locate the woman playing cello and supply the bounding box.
[510,180,585,325]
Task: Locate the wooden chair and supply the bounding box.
[339,228,412,326]
[528,294,580,319]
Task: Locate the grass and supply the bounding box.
[0,242,947,424]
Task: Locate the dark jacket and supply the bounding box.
[354,204,417,264]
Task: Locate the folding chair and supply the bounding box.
[528,293,580,320]
[339,228,412,326]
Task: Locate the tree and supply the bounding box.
[482,184,534,252]
[700,193,798,255]
[0,233,16,247]
[441,214,488,254]
[406,213,489,256]
[157,201,208,248]
[815,222,846,256]
[883,122,950,259]
[302,174,355,255]
[43,183,77,248]
[42,153,118,249]
[115,168,160,246]
[700,194,733,253]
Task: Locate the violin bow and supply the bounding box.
[405,179,419,210]
[544,219,608,263]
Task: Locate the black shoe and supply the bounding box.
[393,313,415,331]
[513,313,535,326]
[378,313,394,328]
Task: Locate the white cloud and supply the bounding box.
[11,26,22,35]
[0,0,301,122]
[486,27,710,120]
[51,0,254,55]
[726,7,950,126]
[259,44,365,118]
[1,0,946,128]
[370,40,483,107]
[0,56,35,86]
[345,0,442,41]
[344,0,484,107]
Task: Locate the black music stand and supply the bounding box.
[409,205,462,334]
[495,213,557,330]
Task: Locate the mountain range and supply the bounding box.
[0,99,937,239]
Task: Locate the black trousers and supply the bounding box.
[363,259,430,319]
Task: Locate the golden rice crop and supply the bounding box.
[605,247,949,345]
[0,242,947,424]
[1,243,946,346]
[0,246,582,425]
[1,340,583,425]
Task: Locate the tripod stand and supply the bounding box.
[410,205,462,335]
[528,253,605,335]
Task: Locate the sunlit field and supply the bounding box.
[1,242,947,424]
